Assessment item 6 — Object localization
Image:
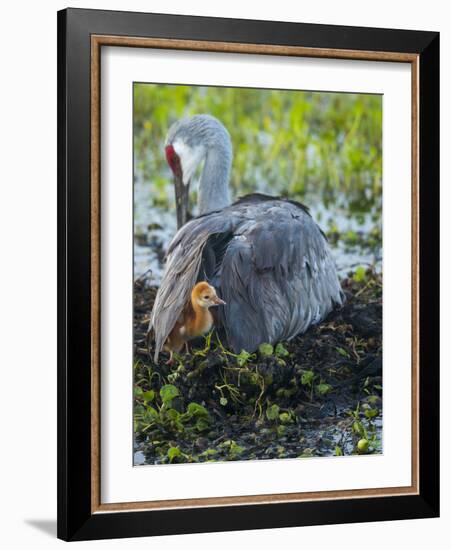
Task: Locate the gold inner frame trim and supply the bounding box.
[90,34,420,514]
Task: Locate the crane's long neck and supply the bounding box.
[198,143,232,216]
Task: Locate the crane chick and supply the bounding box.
[163,281,225,364]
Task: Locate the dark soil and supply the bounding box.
[133,269,382,465]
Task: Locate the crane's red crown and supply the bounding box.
[165,144,175,168]
[165,144,182,177]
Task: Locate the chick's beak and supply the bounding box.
[212,296,226,306]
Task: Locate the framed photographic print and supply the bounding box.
[57,8,439,541]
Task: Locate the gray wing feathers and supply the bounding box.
[220,203,343,353]
[149,213,234,361]
[149,197,343,359]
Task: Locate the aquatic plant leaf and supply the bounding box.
[166,408,180,421]
[160,384,180,404]
[279,412,291,424]
[357,439,369,453]
[143,390,155,402]
[236,349,252,366]
[259,343,274,357]
[367,395,380,405]
[134,404,145,416]
[229,440,245,455]
[167,446,181,462]
[144,406,159,423]
[300,448,314,457]
[275,342,290,357]
[199,448,218,458]
[301,370,315,386]
[353,266,366,282]
[336,347,350,358]
[277,425,287,437]
[195,418,210,432]
[266,403,280,421]
[316,383,332,395]
[186,402,209,418]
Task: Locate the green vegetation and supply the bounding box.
[134,268,383,465]
[134,84,382,229]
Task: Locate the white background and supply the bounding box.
[0,1,448,548]
[102,48,412,503]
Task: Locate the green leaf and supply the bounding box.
[316,383,332,395]
[279,412,291,424]
[335,446,343,456]
[160,384,180,404]
[300,448,314,458]
[236,349,252,367]
[229,440,245,455]
[167,446,181,462]
[344,230,358,244]
[144,406,159,424]
[352,421,364,435]
[353,266,366,283]
[142,390,155,402]
[275,342,289,357]
[364,408,379,419]
[258,343,274,357]
[199,448,218,458]
[357,439,369,453]
[266,403,280,421]
[134,404,145,416]
[166,408,180,421]
[301,370,315,386]
[195,417,210,432]
[277,425,287,437]
[186,402,209,417]
[336,347,350,358]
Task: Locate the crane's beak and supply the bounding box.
[174,172,190,229]
[212,296,226,306]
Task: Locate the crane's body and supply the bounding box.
[149,115,344,361]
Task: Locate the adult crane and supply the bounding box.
[148,114,343,361]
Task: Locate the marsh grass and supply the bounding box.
[134,85,381,217]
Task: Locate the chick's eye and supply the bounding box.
[203,295,209,299]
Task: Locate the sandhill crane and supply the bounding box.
[148,114,343,361]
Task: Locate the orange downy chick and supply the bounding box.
[163,281,225,364]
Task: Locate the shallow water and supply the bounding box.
[133,176,382,284]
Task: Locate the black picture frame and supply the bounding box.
[57,7,439,541]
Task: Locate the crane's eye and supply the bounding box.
[203,295,209,299]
